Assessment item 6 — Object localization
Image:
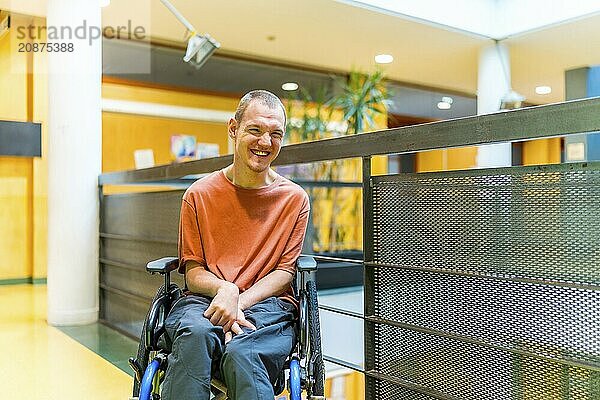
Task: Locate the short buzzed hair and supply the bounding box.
[234,90,287,125]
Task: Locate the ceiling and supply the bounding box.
[4,0,600,105]
[103,0,600,105]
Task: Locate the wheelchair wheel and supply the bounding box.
[306,280,325,397]
[132,283,178,397]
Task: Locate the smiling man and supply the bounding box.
[160,90,310,400]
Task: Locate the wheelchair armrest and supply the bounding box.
[296,256,317,272]
[146,257,179,274]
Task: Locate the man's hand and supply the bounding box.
[224,308,257,343]
[203,282,240,332]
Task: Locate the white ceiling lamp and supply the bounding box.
[535,85,552,95]
[160,0,220,70]
[375,54,393,64]
[437,95,453,110]
[281,82,299,91]
[437,100,451,110]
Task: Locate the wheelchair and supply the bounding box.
[128,256,325,400]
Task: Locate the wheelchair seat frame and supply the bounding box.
[129,255,326,400]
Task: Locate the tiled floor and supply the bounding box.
[57,323,138,376]
[0,284,134,399]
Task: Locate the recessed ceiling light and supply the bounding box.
[535,86,552,95]
[441,96,453,104]
[437,101,451,110]
[375,54,393,64]
[281,82,299,91]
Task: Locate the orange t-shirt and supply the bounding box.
[178,170,310,304]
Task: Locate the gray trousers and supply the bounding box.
[160,294,296,400]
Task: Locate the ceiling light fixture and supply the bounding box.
[437,101,451,110]
[281,82,299,91]
[160,0,220,70]
[375,54,393,64]
[441,96,453,104]
[535,86,552,95]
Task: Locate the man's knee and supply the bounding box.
[222,337,255,366]
[221,333,288,374]
[174,317,221,351]
[166,305,222,361]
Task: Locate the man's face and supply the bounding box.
[229,100,285,174]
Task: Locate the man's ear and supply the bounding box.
[227,118,237,139]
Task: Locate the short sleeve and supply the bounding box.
[275,192,310,275]
[178,198,206,273]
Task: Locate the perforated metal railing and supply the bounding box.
[366,163,600,399]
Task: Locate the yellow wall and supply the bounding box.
[32,30,48,280]
[101,82,237,173]
[0,15,43,282]
[102,113,230,172]
[415,138,561,173]
[0,159,33,280]
[522,138,561,165]
[416,146,478,172]
[0,21,27,120]
[102,81,239,111]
